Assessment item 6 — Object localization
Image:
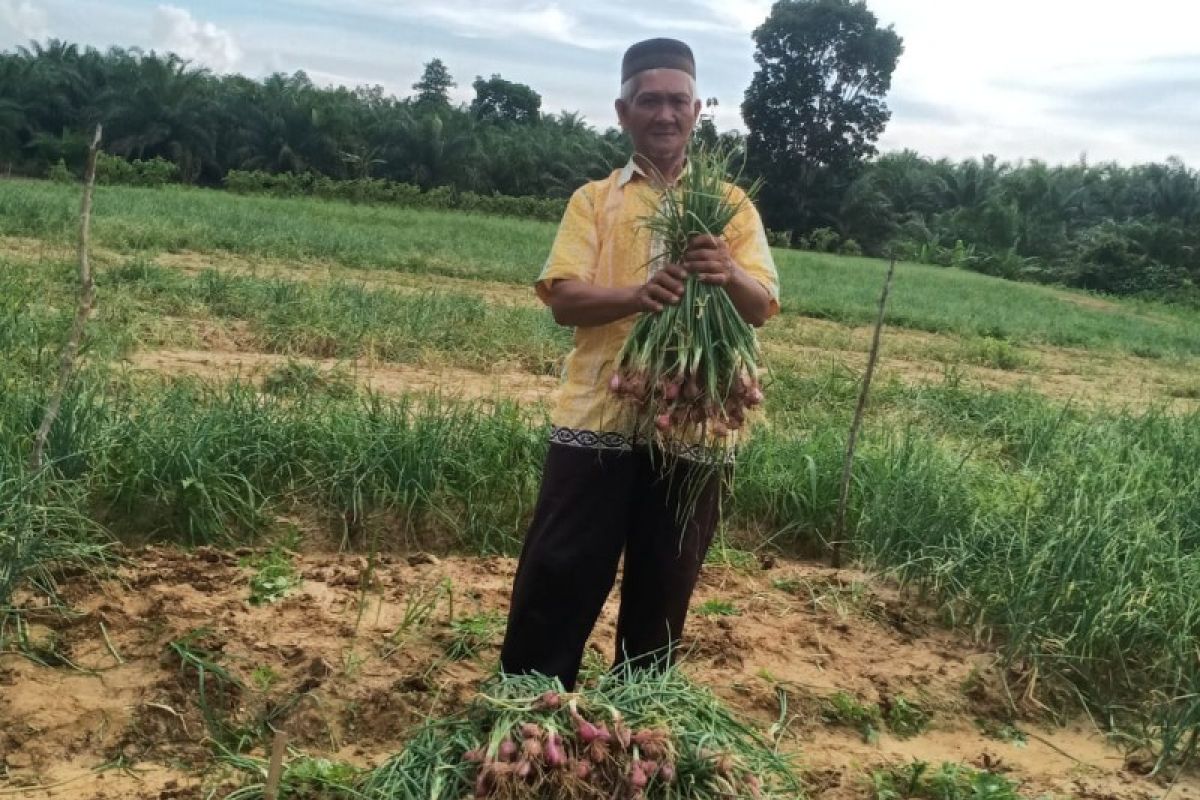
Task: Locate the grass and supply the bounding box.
[166,627,249,748]
[442,611,505,662]
[4,328,1199,769]
[774,248,1200,358]
[101,259,571,374]
[0,179,549,284]
[696,599,740,617]
[3,179,1199,359]
[262,360,355,399]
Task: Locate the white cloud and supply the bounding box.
[696,0,770,33]
[0,0,48,40]
[151,4,240,72]
[414,2,617,50]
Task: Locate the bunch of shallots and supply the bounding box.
[611,146,766,450]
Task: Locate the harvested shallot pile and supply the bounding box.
[358,666,803,799]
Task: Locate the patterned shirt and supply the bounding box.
[535,158,780,453]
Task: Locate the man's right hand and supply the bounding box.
[635,263,687,313]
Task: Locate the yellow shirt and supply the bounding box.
[535,158,780,454]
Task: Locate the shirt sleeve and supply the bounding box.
[535,184,598,305]
[725,185,781,320]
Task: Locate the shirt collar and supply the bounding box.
[617,156,689,188]
[617,157,644,188]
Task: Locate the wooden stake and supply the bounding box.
[29,124,102,472]
[832,255,896,568]
[264,729,289,800]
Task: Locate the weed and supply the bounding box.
[442,611,504,662]
[697,599,740,617]
[823,692,882,743]
[870,760,1025,800]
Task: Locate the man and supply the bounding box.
[499,38,779,690]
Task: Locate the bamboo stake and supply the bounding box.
[29,124,102,472]
[831,254,896,568]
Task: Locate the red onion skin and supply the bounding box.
[659,763,676,783]
[497,739,517,762]
[539,691,561,709]
[569,704,601,743]
[544,732,567,767]
[474,764,493,798]
[630,763,649,791]
[521,736,542,760]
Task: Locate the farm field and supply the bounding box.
[3,180,1200,800]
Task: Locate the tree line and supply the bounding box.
[1,0,1197,301]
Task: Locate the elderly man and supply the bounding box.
[499,38,779,690]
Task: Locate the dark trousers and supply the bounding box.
[499,442,722,690]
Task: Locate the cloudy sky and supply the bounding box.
[2,0,1197,165]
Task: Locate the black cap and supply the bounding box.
[621,38,695,84]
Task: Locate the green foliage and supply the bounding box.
[0,42,622,196]
[250,664,279,691]
[696,599,740,617]
[958,337,1033,371]
[975,719,1027,747]
[96,152,179,187]
[243,539,300,605]
[262,361,354,399]
[471,74,542,124]
[871,761,1025,800]
[822,691,882,742]
[852,153,1200,298]
[821,692,928,741]
[798,226,841,253]
[47,158,73,183]
[743,0,904,234]
[884,696,930,739]
[166,627,249,747]
[442,611,504,662]
[412,58,456,108]
[0,467,105,611]
[220,750,362,800]
[223,169,566,221]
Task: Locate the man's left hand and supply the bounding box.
[681,234,734,286]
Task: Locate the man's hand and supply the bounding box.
[681,234,734,285]
[635,263,687,312]
[681,233,773,327]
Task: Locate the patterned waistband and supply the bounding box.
[548,426,736,464]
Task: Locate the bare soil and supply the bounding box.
[3,548,1193,800]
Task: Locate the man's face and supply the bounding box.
[616,69,702,163]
